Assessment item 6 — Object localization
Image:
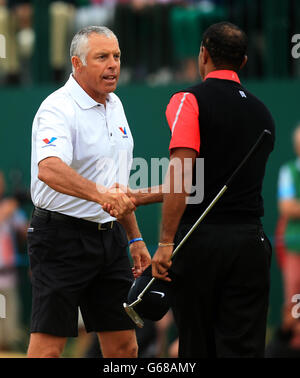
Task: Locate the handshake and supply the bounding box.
[100,183,138,219]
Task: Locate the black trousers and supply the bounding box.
[27,210,134,337]
[170,223,272,358]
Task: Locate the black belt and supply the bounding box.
[33,207,114,231]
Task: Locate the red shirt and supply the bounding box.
[166,70,241,154]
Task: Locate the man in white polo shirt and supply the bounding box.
[27,26,151,358]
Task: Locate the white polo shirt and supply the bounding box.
[31,74,134,223]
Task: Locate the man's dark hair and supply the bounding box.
[202,22,248,71]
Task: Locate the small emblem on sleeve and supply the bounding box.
[42,137,57,147]
[239,90,247,98]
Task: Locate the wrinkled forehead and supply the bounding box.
[87,33,120,53]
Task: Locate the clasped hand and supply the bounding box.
[101,185,136,219]
[102,183,137,219]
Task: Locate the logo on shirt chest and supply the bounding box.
[119,127,128,138]
[239,90,247,98]
[42,137,57,147]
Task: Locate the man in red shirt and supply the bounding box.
[151,21,275,358]
[108,22,275,357]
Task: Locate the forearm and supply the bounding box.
[118,212,142,240]
[160,192,187,242]
[158,148,196,242]
[132,185,163,205]
[38,157,104,205]
[120,212,151,277]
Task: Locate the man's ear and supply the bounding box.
[239,55,248,70]
[71,56,83,73]
[202,46,209,64]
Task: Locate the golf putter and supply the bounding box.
[124,129,272,328]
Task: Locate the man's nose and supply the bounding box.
[107,55,118,69]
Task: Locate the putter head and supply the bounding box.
[123,302,144,328]
[125,266,174,324]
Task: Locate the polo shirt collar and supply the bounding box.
[65,74,116,109]
[204,70,241,84]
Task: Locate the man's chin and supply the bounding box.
[103,82,118,93]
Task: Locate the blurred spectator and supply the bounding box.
[9,0,34,59]
[0,0,76,84]
[0,171,28,351]
[265,327,300,358]
[277,124,300,350]
[0,0,25,84]
[83,313,178,358]
[70,309,94,358]
[168,337,179,357]
[155,309,178,357]
[74,0,116,31]
[50,1,77,83]
[84,319,158,358]
[169,0,226,82]
[274,216,288,271]
[114,0,175,84]
[2,0,35,84]
[265,214,300,358]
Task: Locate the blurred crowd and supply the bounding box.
[265,125,300,358]
[0,170,29,354]
[2,0,296,87]
[0,0,228,86]
[0,0,299,87]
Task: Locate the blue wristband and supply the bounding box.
[129,237,143,245]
